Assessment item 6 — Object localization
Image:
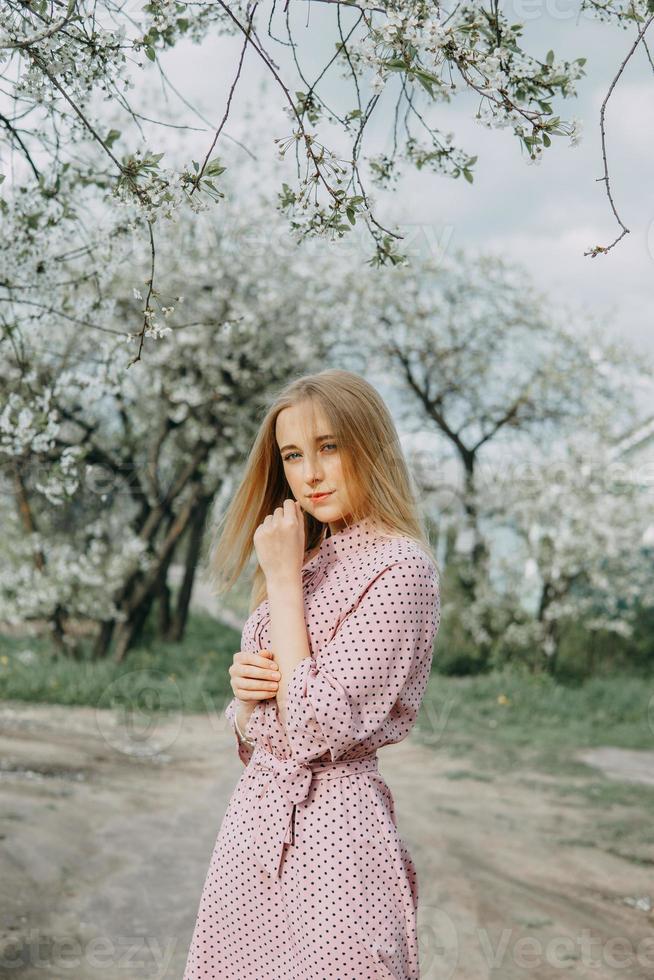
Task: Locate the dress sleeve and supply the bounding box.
[225,696,258,766]
[284,554,441,765]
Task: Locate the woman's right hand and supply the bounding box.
[229,648,281,703]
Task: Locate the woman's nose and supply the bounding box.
[303,458,323,480]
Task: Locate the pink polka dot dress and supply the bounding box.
[183,515,441,980]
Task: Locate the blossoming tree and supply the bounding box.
[0,0,648,352]
[484,430,653,672]
[0,198,341,658]
[331,248,653,668]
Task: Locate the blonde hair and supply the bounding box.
[208,368,438,613]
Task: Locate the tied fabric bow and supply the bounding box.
[249,749,314,878]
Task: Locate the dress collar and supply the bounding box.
[306,514,382,568]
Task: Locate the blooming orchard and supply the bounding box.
[1,1,652,661]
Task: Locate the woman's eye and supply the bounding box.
[283,443,337,462]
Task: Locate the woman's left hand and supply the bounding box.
[253,498,306,583]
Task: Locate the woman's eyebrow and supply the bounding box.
[279,434,336,453]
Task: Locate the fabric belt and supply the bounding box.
[248,744,379,878]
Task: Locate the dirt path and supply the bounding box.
[0,700,653,980]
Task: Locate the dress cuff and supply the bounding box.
[225,697,257,766]
[285,656,353,764]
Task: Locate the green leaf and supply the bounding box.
[145,45,156,61]
[381,58,409,71]
[105,129,121,149]
[542,132,551,147]
[204,157,225,177]
[0,174,5,184]
[416,74,435,97]
[414,67,439,84]
[546,49,554,66]
[463,170,473,184]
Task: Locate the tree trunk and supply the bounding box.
[112,482,206,662]
[444,524,458,565]
[537,581,560,675]
[544,625,560,676]
[156,572,172,637]
[462,454,489,575]
[168,493,212,642]
[12,461,72,655]
[93,619,115,659]
[111,589,155,662]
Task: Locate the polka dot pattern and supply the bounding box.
[183,516,441,980]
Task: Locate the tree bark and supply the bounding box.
[112,481,207,662]
[12,461,69,654]
[168,493,212,642]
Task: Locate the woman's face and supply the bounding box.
[275,402,355,534]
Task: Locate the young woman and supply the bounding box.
[183,368,441,980]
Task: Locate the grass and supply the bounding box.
[2,610,653,767]
[414,667,654,777]
[0,610,241,714]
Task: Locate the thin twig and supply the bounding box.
[191,2,257,192]
[584,13,654,257]
[127,220,156,366]
[214,0,355,208]
[0,112,41,179]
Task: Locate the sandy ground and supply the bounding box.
[1,699,653,980]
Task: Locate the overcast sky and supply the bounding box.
[125,3,654,418]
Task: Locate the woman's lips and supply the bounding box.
[310,491,334,501]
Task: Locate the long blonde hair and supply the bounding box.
[208,368,438,613]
